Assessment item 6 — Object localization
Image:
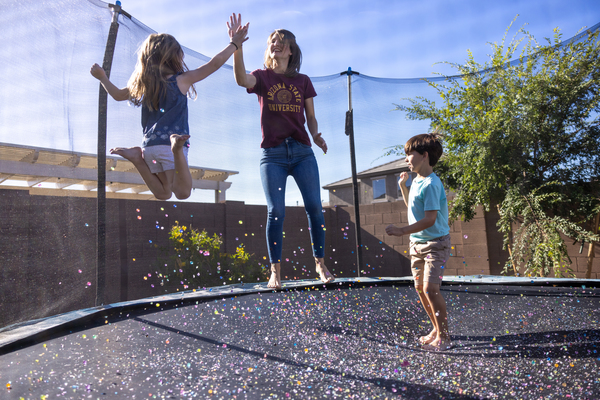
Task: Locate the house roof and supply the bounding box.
[0,142,237,200]
[323,158,408,189]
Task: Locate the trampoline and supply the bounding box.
[1,276,599,399]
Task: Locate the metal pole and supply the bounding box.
[96,1,122,306]
[340,67,363,277]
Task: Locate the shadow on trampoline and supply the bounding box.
[319,325,600,359]
[449,329,600,357]
[134,316,482,400]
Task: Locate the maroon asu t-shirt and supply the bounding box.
[247,68,317,148]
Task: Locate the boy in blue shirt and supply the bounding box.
[386,133,452,351]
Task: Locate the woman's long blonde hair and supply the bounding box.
[127,33,197,111]
[263,29,302,78]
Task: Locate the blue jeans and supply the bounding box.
[260,137,326,263]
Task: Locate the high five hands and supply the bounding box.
[227,13,250,46]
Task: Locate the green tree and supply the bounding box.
[393,20,600,277]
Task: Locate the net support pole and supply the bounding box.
[340,67,363,277]
[96,1,122,306]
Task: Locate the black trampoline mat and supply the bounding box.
[1,283,599,399]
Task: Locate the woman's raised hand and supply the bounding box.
[227,13,249,48]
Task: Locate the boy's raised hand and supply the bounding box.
[398,171,409,186]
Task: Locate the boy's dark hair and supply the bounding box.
[404,132,443,166]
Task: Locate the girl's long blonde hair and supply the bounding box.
[263,29,302,78]
[127,33,197,111]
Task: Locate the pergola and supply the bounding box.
[0,142,237,202]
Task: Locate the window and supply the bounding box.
[372,177,386,200]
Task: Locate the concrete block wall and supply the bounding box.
[0,190,100,327]
[451,206,492,276]
[482,204,600,279]
[333,202,491,279]
[573,249,600,279]
[566,217,600,278]
[119,199,333,299]
[1,188,599,329]
[484,205,510,275]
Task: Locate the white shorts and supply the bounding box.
[142,145,189,174]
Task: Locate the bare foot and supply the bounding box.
[316,261,335,284]
[422,338,453,352]
[417,329,437,345]
[267,264,281,289]
[170,134,190,152]
[109,146,143,163]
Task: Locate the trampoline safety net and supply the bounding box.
[0,0,599,333]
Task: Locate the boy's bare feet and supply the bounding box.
[267,264,281,289]
[170,134,190,152]
[422,338,453,352]
[417,329,437,345]
[316,261,335,284]
[109,146,144,163]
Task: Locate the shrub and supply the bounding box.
[154,222,267,291]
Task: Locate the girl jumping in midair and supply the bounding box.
[91,17,248,200]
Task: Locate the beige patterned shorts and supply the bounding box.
[410,234,451,286]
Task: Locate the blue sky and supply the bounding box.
[121,0,599,79]
[112,0,600,205]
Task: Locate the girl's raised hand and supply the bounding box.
[90,63,107,80]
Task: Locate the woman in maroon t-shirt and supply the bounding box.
[228,14,335,289]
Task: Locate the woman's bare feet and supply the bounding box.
[170,134,190,152]
[109,146,144,164]
[417,329,437,345]
[267,263,281,289]
[315,260,335,283]
[422,337,453,352]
